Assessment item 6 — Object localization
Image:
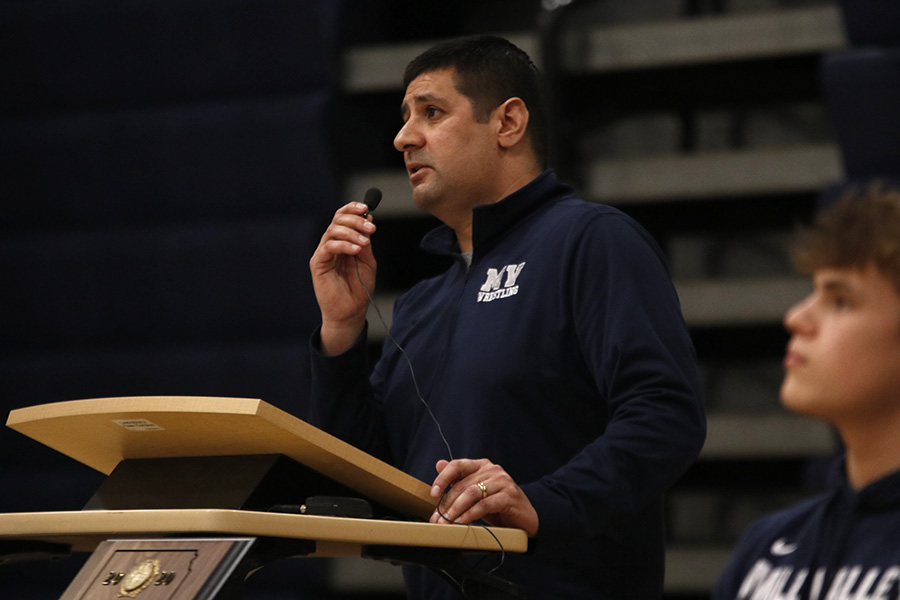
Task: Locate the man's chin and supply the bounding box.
[411,186,439,212]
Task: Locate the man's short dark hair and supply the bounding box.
[403,35,549,168]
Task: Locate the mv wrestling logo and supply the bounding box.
[477,262,525,303]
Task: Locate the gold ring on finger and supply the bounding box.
[477,481,488,499]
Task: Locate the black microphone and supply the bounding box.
[363,187,382,217]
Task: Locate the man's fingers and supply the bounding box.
[431,458,485,496]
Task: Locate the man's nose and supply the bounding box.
[394,119,421,152]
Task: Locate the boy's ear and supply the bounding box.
[495,97,530,149]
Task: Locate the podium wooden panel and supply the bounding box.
[3,397,528,599]
[6,396,434,519]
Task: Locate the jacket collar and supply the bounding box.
[419,170,571,261]
[826,455,900,511]
[857,466,900,511]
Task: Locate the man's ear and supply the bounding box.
[495,97,530,150]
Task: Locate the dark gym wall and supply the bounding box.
[1,0,340,510]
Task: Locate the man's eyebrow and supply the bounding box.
[400,93,440,119]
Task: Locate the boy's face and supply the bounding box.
[781,264,900,427]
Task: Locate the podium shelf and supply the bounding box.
[0,509,527,555]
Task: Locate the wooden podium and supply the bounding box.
[0,397,527,599]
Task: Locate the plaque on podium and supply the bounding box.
[62,538,256,600]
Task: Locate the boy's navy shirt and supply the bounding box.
[310,170,706,599]
[716,459,900,600]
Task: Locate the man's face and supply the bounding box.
[394,68,500,214]
[781,264,900,427]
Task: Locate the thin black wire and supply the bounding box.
[433,490,507,597]
[354,256,453,461]
[353,256,507,595]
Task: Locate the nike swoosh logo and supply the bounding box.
[771,538,798,556]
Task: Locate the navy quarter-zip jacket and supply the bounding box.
[310,170,706,598]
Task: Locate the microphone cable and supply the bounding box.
[352,192,508,595]
[354,256,454,462]
[354,256,507,590]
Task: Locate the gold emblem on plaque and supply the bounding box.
[118,559,160,598]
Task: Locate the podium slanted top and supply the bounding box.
[6,396,435,520]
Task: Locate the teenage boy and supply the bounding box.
[715,184,900,600]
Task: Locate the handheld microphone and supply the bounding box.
[363,187,382,217]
